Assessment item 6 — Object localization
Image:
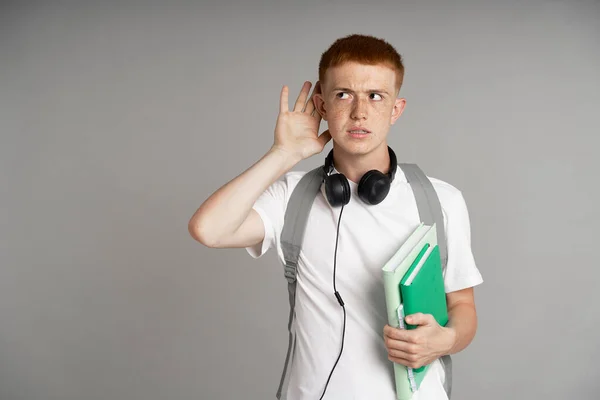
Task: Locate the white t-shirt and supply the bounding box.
[246,166,483,400]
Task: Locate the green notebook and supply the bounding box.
[381,223,438,400]
[400,243,448,328]
[399,243,449,375]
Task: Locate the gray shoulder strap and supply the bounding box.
[398,163,448,271]
[276,166,325,400]
[280,167,326,283]
[399,163,452,398]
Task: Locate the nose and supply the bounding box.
[350,97,368,120]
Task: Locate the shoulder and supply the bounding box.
[395,165,464,204]
[428,176,464,202]
[424,176,472,223]
[280,170,310,186]
[275,167,326,191]
[261,169,313,204]
[273,170,310,192]
[395,166,469,222]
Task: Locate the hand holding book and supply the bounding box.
[383,313,455,371]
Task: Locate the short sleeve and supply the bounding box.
[245,172,301,259]
[443,191,483,293]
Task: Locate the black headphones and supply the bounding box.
[322,146,398,207]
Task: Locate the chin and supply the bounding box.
[332,137,381,156]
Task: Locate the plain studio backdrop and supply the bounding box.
[1,0,599,399]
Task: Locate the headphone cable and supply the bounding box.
[319,205,346,400]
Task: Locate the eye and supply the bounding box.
[370,93,383,100]
[336,92,350,99]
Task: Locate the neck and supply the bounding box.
[331,143,391,184]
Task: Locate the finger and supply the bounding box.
[384,337,419,354]
[406,313,435,327]
[303,96,315,115]
[303,80,320,114]
[280,85,289,113]
[383,325,412,341]
[387,348,419,361]
[314,80,322,94]
[388,355,421,369]
[317,129,331,147]
[293,81,312,112]
[384,325,423,344]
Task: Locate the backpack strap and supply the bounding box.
[399,163,452,398]
[399,164,448,271]
[277,166,326,399]
[281,166,326,285]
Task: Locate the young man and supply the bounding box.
[189,34,483,399]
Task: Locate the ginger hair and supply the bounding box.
[318,34,405,93]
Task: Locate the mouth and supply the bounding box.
[347,128,371,138]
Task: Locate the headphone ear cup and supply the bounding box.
[325,173,351,207]
[358,170,391,205]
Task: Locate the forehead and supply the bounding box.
[324,61,396,91]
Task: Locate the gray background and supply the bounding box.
[1,0,599,399]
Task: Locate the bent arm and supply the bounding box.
[188,147,299,248]
[189,81,330,249]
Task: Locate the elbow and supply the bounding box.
[188,216,218,248]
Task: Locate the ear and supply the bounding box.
[390,97,406,125]
[312,92,328,121]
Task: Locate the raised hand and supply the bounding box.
[272,81,331,162]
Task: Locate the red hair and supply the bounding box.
[318,34,405,92]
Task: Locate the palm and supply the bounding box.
[273,81,331,160]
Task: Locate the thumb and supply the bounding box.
[405,313,434,326]
[318,129,331,147]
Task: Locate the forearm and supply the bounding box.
[188,146,299,245]
[444,300,478,355]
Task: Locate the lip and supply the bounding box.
[347,126,371,133]
[347,126,371,138]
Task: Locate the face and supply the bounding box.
[314,61,406,156]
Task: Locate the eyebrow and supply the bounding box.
[332,87,390,95]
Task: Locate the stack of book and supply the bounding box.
[382,223,449,400]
